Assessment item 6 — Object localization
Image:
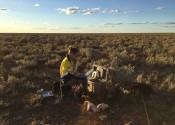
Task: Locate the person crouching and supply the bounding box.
[60,46,88,98]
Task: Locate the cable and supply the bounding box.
[141,92,151,125]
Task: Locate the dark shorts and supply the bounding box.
[61,72,88,93]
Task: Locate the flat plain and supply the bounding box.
[0,33,175,125]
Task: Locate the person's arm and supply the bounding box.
[60,59,74,76]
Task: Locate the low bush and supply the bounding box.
[6,75,23,93]
[45,58,60,69]
[83,48,101,60]
[21,60,38,70]
[3,54,16,68]
[109,65,136,83]
[160,74,175,91]
[11,65,25,78]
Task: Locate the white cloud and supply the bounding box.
[81,10,96,15]
[101,22,123,27]
[55,6,99,15]
[68,6,80,10]
[55,6,140,15]
[0,8,8,13]
[127,22,149,24]
[102,10,108,13]
[123,21,175,25]
[156,6,165,10]
[81,8,100,15]
[150,22,175,24]
[55,6,80,15]
[91,8,100,11]
[62,8,76,15]
[109,9,121,14]
[102,8,108,13]
[161,22,175,24]
[59,26,82,29]
[124,10,139,14]
[34,3,40,7]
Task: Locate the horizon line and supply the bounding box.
[0,32,175,34]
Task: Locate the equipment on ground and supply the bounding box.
[87,64,109,93]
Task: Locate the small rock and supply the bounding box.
[36,89,44,94]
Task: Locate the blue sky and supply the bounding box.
[0,0,175,33]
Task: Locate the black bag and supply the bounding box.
[53,81,72,95]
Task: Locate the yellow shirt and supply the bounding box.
[60,57,74,76]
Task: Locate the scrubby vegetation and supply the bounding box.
[0,33,175,125]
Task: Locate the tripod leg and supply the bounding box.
[59,80,63,101]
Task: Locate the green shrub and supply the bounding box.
[21,60,38,70]
[21,80,36,90]
[1,47,11,55]
[4,37,13,42]
[6,75,23,93]
[116,50,130,66]
[14,53,25,60]
[45,58,59,69]
[95,58,109,67]
[160,74,175,91]
[3,54,16,68]
[109,65,136,83]
[83,48,101,60]
[19,37,29,43]
[11,65,25,78]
